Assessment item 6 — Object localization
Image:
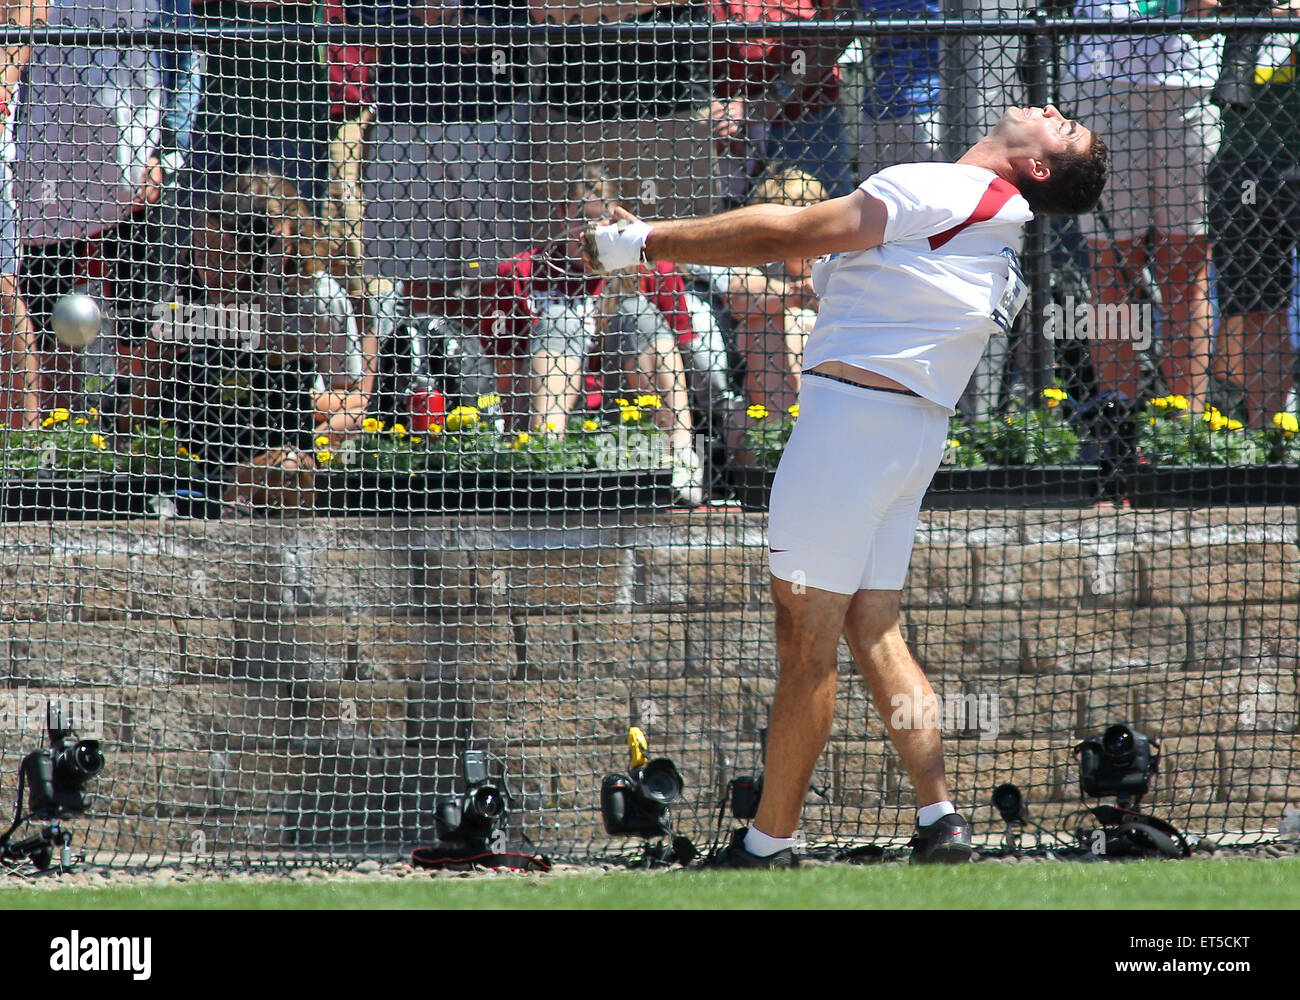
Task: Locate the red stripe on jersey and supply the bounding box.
[927,178,1022,251]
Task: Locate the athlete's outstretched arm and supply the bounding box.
[591,192,889,269]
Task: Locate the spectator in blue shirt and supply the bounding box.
[858,0,942,176]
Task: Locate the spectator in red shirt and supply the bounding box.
[707,0,855,205]
[483,167,704,503]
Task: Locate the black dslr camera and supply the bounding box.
[600,759,684,838]
[1076,723,1159,807]
[435,750,509,850]
[728,774,763,821]
[1,706,106,871]
[23,721,105,821]
[1212,0,1274,110]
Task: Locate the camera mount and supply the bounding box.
[600,727,695,867]
[409,748,552,872]
[0,702,106,873]
[1071,723,1188,859]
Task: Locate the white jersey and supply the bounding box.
[13,0,166,244]
[1065,1,1222,89]
[806,162,1033,414]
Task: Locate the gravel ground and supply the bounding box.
[1,838,1297,888]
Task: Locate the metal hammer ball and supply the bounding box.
[51,293,102,348]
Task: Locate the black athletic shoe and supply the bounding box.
[909,813,973,865]
[705,828,799,869]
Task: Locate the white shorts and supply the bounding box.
[767,374,949,595]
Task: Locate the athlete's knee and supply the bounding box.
[845,589,903,643]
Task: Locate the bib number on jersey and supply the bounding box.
[991,247,1028,333]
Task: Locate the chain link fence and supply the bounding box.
[0,5,1297,865]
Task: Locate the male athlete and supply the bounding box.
[588,105,1107,866]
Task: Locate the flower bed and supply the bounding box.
[313,468,674,515]
[0,395,678,519]
[730,464,1103,511]
[734,387,1300,509]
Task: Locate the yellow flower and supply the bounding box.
[1171,395,1189,410]
[1273,412,1300,435]
[620,407,642,423]
[316,450,334,464]
[1042,387,1068,402]
[410,436,422,445]
[945,439,961,449]
[362,417,383,434]
[747,404,769,420]
[1151,396,1170,409]
[88,407,99,416]
[315,435,331,449]
[1203,408,1228,431]
[788,404,799,419]
[1226,419,1244,432]
[634,394,663,409]
[73,417,88,426]
[445,406,479,432]
[40,418,54,429]
[390,422,407,438]
[476,393,502,409]
[50,408,70,424]
[515,431,531,446]
[90,434,106,450]
[177,446,190,457]
[582,419,599,432]
[544,422,558,433]
[428,424,443,436]
[614,398,630,407]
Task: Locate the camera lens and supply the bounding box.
[1102,725,1135,765]
[468,786,503,820]
[53,739,104,785]
[638,760,683,804]
[992,783,1023,821]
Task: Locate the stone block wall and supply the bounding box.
[1,507,1296,861]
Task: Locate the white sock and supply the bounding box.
[744,825,798,858]
[917,801,956,828]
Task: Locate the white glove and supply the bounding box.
[589,218,653,273]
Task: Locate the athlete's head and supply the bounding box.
[990,105,1108,217]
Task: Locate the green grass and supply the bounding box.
[2,857,1297,909]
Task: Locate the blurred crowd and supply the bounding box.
[2,0,1298,506]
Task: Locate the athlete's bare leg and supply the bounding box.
[842,588,949,808]
[752,575,853,839]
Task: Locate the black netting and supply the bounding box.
[1,6,1297,868]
